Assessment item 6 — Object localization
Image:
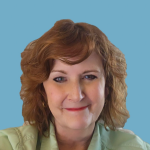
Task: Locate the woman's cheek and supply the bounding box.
[47,85,64,105]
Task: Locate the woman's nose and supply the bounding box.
[66,82,85,102]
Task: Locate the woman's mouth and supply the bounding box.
[65,106,88,111]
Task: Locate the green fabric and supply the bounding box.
[0,121,150,150]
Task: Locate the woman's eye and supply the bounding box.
[53,75,97,83]
[84,75,97,80]
[53,77,66,82]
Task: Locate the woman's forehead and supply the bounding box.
[52,51,104,72]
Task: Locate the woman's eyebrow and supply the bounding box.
[51,70,100,74]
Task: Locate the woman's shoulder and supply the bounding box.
[0,123,38,150]
[97,121,150,150]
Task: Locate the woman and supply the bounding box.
[0,19,149,150]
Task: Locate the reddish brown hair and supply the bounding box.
[20,19,130,137]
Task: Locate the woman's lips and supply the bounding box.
[65,106,88,111]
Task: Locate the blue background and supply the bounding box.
[0,0,149,144]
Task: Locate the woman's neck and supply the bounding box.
[54,120,95,150]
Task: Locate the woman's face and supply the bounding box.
[43,51,108,130]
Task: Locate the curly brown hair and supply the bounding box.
[20,19,130,137]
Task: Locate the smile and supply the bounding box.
[65,106,88,111]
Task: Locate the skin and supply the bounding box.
[43,51,109,150]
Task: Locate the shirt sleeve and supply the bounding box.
[0,131,13,150]
[145,141,150,150]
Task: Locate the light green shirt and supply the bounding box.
[0,121,150,150]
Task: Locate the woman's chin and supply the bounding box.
[64,116,93,130]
